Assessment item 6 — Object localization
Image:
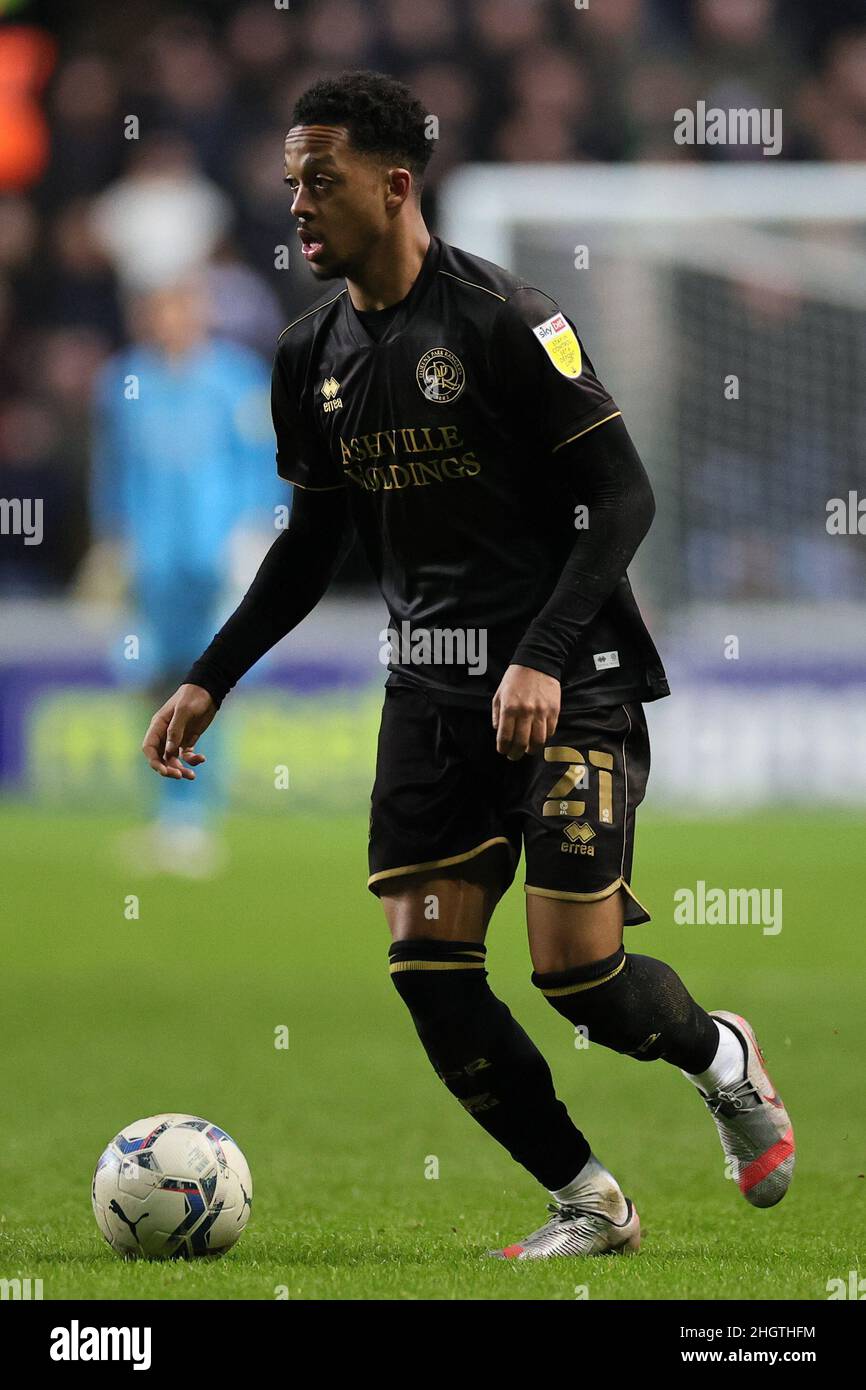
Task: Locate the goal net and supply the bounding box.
[440,165,866,805]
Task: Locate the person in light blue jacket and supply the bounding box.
[91,274,282,872]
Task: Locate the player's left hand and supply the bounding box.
[492,665,560,760]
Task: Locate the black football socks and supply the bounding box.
[389,938,590,1189]
[533,946,719,1073]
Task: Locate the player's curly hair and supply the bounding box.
[290,70,434,186]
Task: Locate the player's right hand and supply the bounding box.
[141,684,217,780]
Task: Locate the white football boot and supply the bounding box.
[690,1011,795,1208]
[488,1197,640,1260]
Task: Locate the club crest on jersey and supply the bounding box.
[532,314,582,379]
[416,347,466,403]
[320,376,343,412]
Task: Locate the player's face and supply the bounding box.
[284,125,396,280]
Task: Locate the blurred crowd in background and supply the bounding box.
[2,0,866,595]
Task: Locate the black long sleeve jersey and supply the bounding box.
[188,234,670,711]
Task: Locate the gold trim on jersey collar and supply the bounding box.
[278,289,348,342]
[437,270,507,301]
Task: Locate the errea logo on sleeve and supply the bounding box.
[593,650,620,671]
[532,314,582,379]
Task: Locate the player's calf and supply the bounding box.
[388,936,592,1191]
[532,945,719,1072]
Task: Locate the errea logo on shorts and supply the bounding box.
[561,821,596,857]
[532,315,582,378]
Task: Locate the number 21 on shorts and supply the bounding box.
[541,747,615,826]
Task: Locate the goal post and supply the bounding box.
[439,164,866,805]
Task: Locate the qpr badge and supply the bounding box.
[416,347,466,403]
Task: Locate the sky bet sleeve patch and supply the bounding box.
[532,313,583,379]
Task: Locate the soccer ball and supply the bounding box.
[92,1113,252,1259]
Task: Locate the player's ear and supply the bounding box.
[385,166,413,210]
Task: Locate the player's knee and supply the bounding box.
[380,870,496,941]
[532,944,626,997]
[388,937,487,1023]
[532,947,666,1061]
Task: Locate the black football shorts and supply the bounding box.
[367,685,652,924]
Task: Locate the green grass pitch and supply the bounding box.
[1,804,863,1301]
